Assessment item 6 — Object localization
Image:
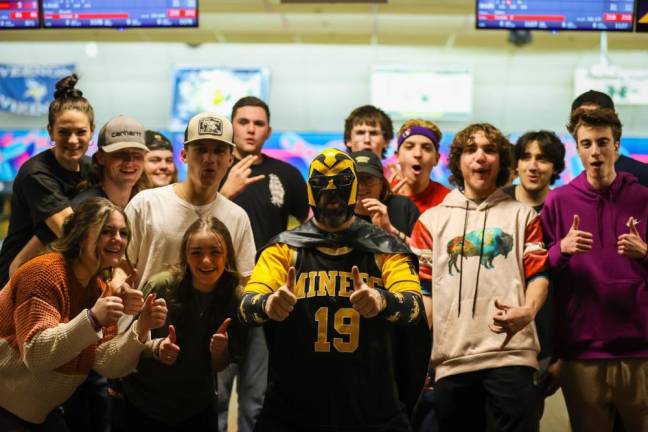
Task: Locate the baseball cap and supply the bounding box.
[97,115,148,153]
[351,150,384,179]
[571,90,615,112]
[184,112,235,147]
[145,130,173,152]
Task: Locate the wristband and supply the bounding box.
[87,309,102,332]
[152,338,162,360]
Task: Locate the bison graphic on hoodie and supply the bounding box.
[410,188,548,381]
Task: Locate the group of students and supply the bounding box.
[0,72,645,432]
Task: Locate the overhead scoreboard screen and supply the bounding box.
[0,1,39,28]
[42,0,198,28]
[476,0,636,31]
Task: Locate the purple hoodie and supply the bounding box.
[541,171,648,360]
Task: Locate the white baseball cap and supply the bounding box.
[183,112,235,147]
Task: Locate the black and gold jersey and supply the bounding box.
[244,240,421,431]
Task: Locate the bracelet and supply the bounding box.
[87,309,102,332]
[152,338,162,360]
[395,229,407,242]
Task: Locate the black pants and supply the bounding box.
[0,406,68,432]
[115,397,216,432]
[434,366,537,432]
[63,370,109,432]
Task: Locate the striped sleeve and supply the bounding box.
[409,220,434,296]
[523,215,549,281]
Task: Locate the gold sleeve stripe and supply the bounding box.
[244,281,275,295]
[387,280,422,294]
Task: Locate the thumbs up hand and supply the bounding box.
[560,214,593,255]
[90,284,124,326]
[210,318,231,356]
[264,267,298,322]
[120,275,144,315]
[349,266,385,319]
[159,325,180,366]
[618,216,647,259]
[138,294,168,331]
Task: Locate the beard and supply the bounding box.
[315,190,351,228]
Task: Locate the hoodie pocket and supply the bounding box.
[568,279,647,346]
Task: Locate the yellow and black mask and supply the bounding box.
[307,148,358,224]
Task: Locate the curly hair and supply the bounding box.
[513,130,566,185]
[47,74,95,131]
[448,123,512,189]
[397,119,443,150]
[567,108,622,143]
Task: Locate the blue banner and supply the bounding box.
[0,64,75,116]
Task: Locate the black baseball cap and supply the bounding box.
[571,90,615,112]
[145,130,173,152]
[351,150,384,179]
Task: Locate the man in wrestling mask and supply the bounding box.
[238,148,431,432]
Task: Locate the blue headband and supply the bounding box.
[397,125,439,149]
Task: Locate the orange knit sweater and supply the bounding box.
[0,253,148,423]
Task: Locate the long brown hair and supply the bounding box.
[50,197,132,270]
[160,217,242,352]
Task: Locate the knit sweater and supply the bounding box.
[0,253,149,424]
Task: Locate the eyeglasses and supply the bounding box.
[309,172,355,188]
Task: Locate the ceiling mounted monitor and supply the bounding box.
[476,0,635,32]
[42,0,198,28]
[0,1,39,28]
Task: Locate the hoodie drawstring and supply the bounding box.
[472,209,488,318]
[458,201,469,317]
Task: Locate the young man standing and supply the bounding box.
[391,119,450,214]
[343,105,394,159]
[217,97,309,432]
[143,130,177,188]
[72,115,149,209]
[502,131,565,213]
[501,130,567,423]
[571,90,648,186]
[239,148,430,431]
[410,123,549,431]
[125,112,255,293]
[541,108,648,432]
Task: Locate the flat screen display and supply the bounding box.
[636,0,648,32]
[0,1,39,28]
[476,0,635,32]
[42,0,198,28]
